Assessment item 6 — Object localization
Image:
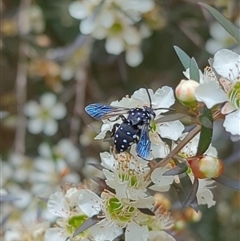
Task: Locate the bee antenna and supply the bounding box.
[144,85,152,108]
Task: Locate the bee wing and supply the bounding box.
[85,103,129,120]
[136,124,151,159]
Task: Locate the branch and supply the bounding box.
[69,64,89,144]
[14,0,31,154]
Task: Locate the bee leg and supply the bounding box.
[111,123,120,137]
[108,114,126,122]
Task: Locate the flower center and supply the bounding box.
[107,197,136,223]
[228,81,240,109]
[118,172,138,187]
[67,215,88,237]
[40,109,50,120]
[150,120,157,132]
[110,22,123,34]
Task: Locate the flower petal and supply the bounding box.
[197,179,216,208]
[158,120,184,141]
[123,28,141,45]
[126,0,154,13]
[126,47,143,67]
[100,152,116,170]
[125,222,148,241]
[28,118,43,134]
[80,17,96,35]
[105,36,124,55]
[99,10,115,28]
[24,101,40,117]
[153,86,175,110]
[44,228,67,241]
[213,49,240,80]
[148,230,176,241]
[38,142,52,159]
[47,191,70,218]
[51,103,66,119]
[91,219,123,241]
[223,109,240,135]
[40,93,57,109]
[195,81,228,108]
[43,119,58,136]
[69,1,88,19]
[151,143,169,159]
[132,88,154,105]
[151,167,174,187]
[78,189,102,216]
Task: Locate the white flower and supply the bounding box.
[78,189,174,241]
[205,22,237,55]
[24,93,66,136]
[38,139,81,166]
[44,188,91,241]
[78,189,123,241]
[179,133,218,158]
[100,152,152,201]
[178,133,217,207]
[30,158,80,196]
[8,153,33,183]
[69,0,155,66]
[6,184,32,209]
[4,221,50,241]
[195,49,240,137]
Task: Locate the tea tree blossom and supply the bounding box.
[4,221,50,241]
[30,157,80,196]
[195,49,240,138]
[69,0,156,66]
[38,138,81,166]
[100,152,152,200]
[24,93,66,136]
[180,134,218,208]
[150,133,218,208]
[78,189,175,241]
[44,187,92,241]
[205,22,238,54]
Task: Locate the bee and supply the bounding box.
[85,88,169,159]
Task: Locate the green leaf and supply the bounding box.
[213,175,240,190]
[196,107,213,155]
[174,46,191,70]
[173,173,199,212]
[199,116,213,129]
[199,2,240,43]
[73,215,100,238]
[138,208,155,216]
[182,177,199,211]
[163,163,188,176]
[189,58,200,82]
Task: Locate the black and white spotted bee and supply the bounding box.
[85,88,170,159]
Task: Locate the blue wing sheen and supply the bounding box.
[85,103,128,120]
[136,124,151,159]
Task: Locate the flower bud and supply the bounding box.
[154,193,171,211]
[175,79,199,107]
[183,208,202,222]
[188,155,224,179]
